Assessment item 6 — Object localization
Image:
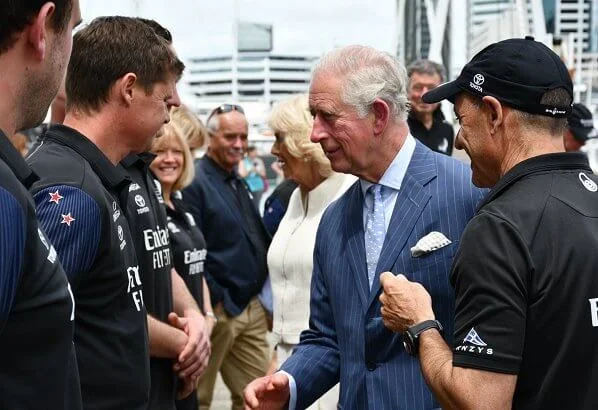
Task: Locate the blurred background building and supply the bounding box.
[394,0,597,108]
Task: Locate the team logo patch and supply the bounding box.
[135,195,146,207]
[135,194,150,215]
[112,201,121,222]
[455,327,493,355]
[49,190,64,204]
[579,172,598,192]
[153,179,164,204]
[129,183,141,192]
[61,213,75,226]
[117,225,127,250]
[464,328,487,346]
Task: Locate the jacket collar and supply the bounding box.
[44,124,131,191]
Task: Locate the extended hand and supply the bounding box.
[244,373,290,410]
[379,272,435,333]
[169,311,211,380]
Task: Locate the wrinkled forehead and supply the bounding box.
[309,71,344,108]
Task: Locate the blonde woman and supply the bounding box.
[150,122,215,410]
[170,104,209,158]
[267,94,356,409]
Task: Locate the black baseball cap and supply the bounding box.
[423,36,573,118]
[568,103,597,141]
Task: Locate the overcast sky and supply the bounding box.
[79,0,397,58]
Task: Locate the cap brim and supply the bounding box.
[422,81,462,104]
[570,126,596,141]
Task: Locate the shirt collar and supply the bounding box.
[0,129,39,189]
[44,124,131,191]
[121,152,157,169]
[204,154,239,182]
[360,133,417,196]
[479,152,592,210]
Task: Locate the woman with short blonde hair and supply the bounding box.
[170,104,209,156]
[267,94,356,409]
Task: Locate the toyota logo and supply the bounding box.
[473,74,485,85]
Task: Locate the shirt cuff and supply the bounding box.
[277,370,297,410]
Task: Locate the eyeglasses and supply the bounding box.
[206,104,245,123]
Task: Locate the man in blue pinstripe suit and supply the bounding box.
[244,45,485,409]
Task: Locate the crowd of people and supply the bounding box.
[1,1,598,410]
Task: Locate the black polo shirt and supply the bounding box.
[0,130,81,409]
[451,153,598,409]
[167,192,207,311]
[407,108,454,155]
[121,153,176,410]
[27,124,150,410]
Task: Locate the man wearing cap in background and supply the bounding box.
[379,36,598,409]
[564,102,597,152]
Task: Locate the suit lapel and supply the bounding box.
[344,185,369,310]
[367,143,436,307]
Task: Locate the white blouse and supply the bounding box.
[268,172,357,345]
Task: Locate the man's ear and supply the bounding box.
[116,73,138,106]
[482,96,503,135]
[371,98,391,136]
[26,3,56,61]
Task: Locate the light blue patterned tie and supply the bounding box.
[365,184,386,289]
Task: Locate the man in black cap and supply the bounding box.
[379,36,598,409]
[564,102,597,152]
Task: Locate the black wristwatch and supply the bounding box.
[403,320,443,356]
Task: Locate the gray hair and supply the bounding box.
[407,59,446,82]
[514,88,571,136]
[312,45,410,121]
[206,114,220,134]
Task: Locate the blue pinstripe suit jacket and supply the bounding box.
[281,142,486,409]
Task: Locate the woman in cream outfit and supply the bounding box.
[268,94,356,409]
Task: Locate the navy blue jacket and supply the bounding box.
[182,156,270,316]
[282,142,486,409]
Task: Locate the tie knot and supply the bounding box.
[367,184,383,200]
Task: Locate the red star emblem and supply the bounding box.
[49,190,64,204]
[61,213,76,227]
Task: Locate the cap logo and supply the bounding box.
[469,73,484,93]
[545,107,567,116]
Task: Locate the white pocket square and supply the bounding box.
[410,231,452,257]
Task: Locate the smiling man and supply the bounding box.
[380,37,598,409]
[244,45,484,410]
